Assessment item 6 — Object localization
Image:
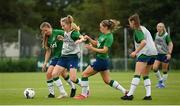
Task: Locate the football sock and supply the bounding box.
[162,72,168,82]
[127,75,140,96]
[109,80,126,94]
[81,77,89,97]
[64,75,76,89]
[154,70,163,81]
[53,77,66,95]
[47,79,54,95]
[74,78,81,86]
[143,76,151,97]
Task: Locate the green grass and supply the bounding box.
[0,71,180,105]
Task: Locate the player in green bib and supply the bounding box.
[74,19,127,100]
[40,22,76,98]
[153,22,173,88]
[121,13,157,100]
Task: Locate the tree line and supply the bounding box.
[0,0,179,58]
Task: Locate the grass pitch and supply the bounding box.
[0,71,180,105]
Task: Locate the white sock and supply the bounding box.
[77,78,90,91]
[53,77,67,95]
[47,80,54,95]
[163,73,168,82]
[127,77,140,96]
[144,78,151,96]
[65,77,76,89]
[76,78,81,86]
[110,80,126,94]
[81,77,88,97]
[154,70,163,81]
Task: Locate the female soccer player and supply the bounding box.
[52,15,85,98]
[153,22,173,88]
[121,13,157,100]
[40,22,76,98]
[74,19,127,100]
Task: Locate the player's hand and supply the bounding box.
[166,54,171,60]
[84,35,90,40]
[75,37,86,44]
[42,63,47,72]
[85,44,93,50]
[75,39,83,44]
[57,35,64,40]
[130,51,137,58]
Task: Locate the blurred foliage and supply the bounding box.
[0,58,37,72]
[0,0,180,58]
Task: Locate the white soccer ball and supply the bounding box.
[24,88,35,99]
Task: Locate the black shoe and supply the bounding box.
[48,93,55,98]
[121,95,134,100]
[70,88,76,97]
[143,96,152,100]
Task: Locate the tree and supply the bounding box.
[66,0,180,58]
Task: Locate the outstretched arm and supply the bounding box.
[84,35,98,46]
[85,44,108,54]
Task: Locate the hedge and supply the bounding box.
[0,58,37,72]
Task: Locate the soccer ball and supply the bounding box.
[24,88,35,99]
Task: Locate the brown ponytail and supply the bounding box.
[128,13,140,28]
[101,19,120,31]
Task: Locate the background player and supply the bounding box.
[121,13,157,100]
[153,22,173,88]
[74,19,127,100]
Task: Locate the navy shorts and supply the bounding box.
[49,58,59,66]
[91,57,110,71]
[57,55,79,70]
[136,54,156,65]
[156,54,169,63]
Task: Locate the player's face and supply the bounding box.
[41,27,51,36]
[61,22,71,31]
[99,23,107,33]
[157,23,164,33]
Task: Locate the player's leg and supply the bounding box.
[67,56,81,86]
[142,64,152,100]
[52,65,68,98]
[153,60,163,86]
[62,69,76,90]
[69,68,81,86]
[46,58,59,98]
[100,70,126,94]
[46,65,55,98]
[162,62,169,85]
[61,69,76,97]
[121,62,147,100]
[74,66,97,99]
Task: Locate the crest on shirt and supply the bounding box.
[50,42,57,48]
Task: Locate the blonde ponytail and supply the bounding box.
[61,15,80,31]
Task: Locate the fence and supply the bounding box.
[0,28,180,72]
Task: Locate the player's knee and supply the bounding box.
[153,65,158,71]
[82,72,88,77]
[46,72,52,79]
[51,71,58,78]
[46,70,52,76]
